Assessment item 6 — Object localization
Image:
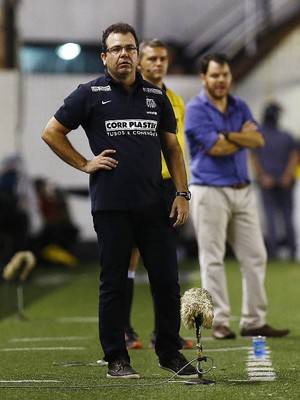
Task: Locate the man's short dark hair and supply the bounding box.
[102,22,139,52]
[199,53,230,74]
[139,38,167,58]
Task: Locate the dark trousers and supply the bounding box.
[261,186,295,259]
[92,202,181,363]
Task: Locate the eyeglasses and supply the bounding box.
[105,45,138,55]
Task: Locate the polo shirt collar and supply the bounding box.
[104,68,144,88]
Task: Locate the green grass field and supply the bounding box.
[0,258,299,400]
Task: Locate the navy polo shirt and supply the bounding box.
[54,70,177,211]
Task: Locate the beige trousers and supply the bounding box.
[190,185,268,330]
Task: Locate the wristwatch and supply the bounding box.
[176,191,191,200]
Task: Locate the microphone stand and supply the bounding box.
[185,316,215,385]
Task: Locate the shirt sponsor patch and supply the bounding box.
[105,119,158,137]
[143,87,163,95]
[147,111,158,115]
[91,85,112,92]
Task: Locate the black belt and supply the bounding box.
[227,182,249,189]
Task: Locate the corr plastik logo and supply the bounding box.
[105,119,157,131]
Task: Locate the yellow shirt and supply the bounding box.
[295,164,300,179]
[161,87,185,179]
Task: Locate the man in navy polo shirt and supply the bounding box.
[42,22,195,379]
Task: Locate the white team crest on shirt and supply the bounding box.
[146,98,157,108]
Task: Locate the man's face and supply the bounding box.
[138,46,169,86]
[201,60,232,101]
[101,32,138,80]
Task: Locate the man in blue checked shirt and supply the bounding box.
[185,52,289,340]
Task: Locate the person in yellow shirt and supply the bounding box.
[124,39,193,350]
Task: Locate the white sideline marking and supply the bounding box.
[245,348,277,381]
[205,346,252,352]
[247,367,274,371]
[247,353,271,359]
[0,380,63,383]
[0,347,85,352]
[9,336,89,342]
[246,361,272,367]
[248,371,276,377]
[57,317,98,323]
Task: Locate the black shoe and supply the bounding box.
[159,353,198,378]
[106,358,140,379]
[240,324,290,338]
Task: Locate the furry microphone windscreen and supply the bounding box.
[181,287,214,329]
